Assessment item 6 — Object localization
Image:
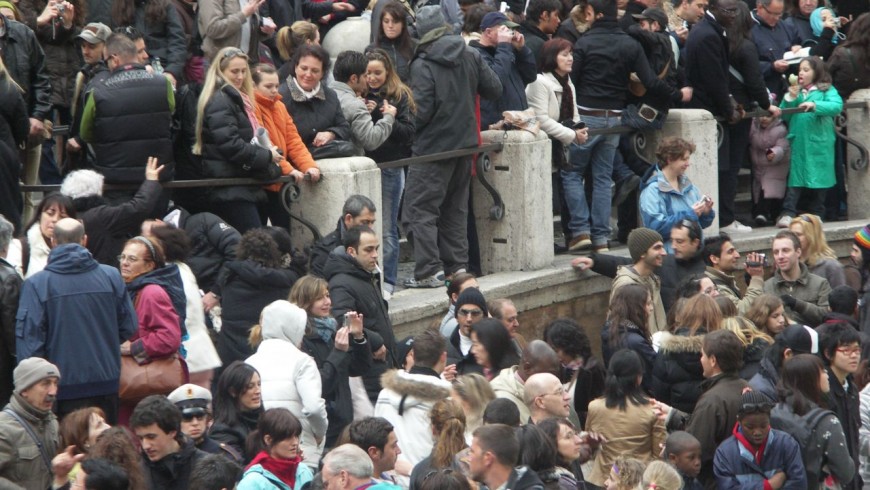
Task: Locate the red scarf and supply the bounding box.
[246,451,301,488]
[731,422,768,466]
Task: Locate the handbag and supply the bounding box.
[309,140,357,159]
[119,354,188,403]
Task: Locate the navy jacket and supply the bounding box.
[750,11,801,99]
[714,426,807,489]
[16,244,137,400]
[685,13,732,117]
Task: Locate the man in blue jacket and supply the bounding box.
[16,218,137,424]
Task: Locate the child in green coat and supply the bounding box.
[776,56,843,228]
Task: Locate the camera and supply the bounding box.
[55,1,65,14]
[746,253,767,268]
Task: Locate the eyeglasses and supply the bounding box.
[544,387,567,397]
[835,346,861,357]
[181,407,208,421]
[458,308,483,318]
[760,5,784,16]
[117,254,149,264]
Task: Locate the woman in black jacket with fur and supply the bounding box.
[193,47,282,233]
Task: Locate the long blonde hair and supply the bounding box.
[0,55,23,93]
[193,47,255,155]
[790,214,836,267]
[721,316,774,347]
[365,48,416,113]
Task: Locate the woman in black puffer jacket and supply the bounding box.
[194,47,282,233]
[651,294,722,414]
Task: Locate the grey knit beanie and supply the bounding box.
[14,358,60,394]
[416,6,447,39]
[627,228,663,262]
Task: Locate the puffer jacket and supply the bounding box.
[0,394,59,490]
[0,19,52,120]
[749,117,790,201]
[490,365,529,422]
[714,426,807,489]
[176,208,240,295]
[468,39,536,129]
[246,338,327,468]
[763,262,832,327]
[409,27,502,155]
[253,90,316,192]
[373,368,452,467]
[612,266,667,333]
[639,168,715,253]
[740,337,770,380]
[19,0,82,107]
[601,320,656,392]
[748,356,779,402]
[201,84,279,205]
[651,328,705,414]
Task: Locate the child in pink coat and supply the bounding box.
[749,115,791,227]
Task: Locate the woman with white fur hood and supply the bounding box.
[246,300,329,470]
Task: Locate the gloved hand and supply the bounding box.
[780,294,798,309]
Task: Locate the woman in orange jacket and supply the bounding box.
[253,64,321,229]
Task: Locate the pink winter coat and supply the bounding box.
[749,118,791,201]
[129,284,182,364]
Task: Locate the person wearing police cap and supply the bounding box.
[168,383,242,463]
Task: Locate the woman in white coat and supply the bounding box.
[525,38,588,250]
[246,300,328,470]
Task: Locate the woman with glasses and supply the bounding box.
[193,47,283,234]
[788,214,847,288]
[771,353,855,489]
[586,349,667,488]
[118,234,187,424]
[639,137,715,253]
[537,418,590,490]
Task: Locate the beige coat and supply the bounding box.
[585,397,667,486]
[197,0,259,61]
[525,72,580,145]
[490,365,530,422]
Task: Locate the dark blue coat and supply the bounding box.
[16,244,138,400]
[714,427,807,489]
[468,40,537,129]
[750,11,801,98]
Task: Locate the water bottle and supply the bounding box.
[152,59,164,75]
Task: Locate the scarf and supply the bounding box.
[554,72,574,123]
[311,316,337,344]
[238,90,261,135]
[247,451,301,488]
[731,422,769,466]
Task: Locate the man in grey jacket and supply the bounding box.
[402,6,502,288]
[331,51,396,156]
[764,230,832,327]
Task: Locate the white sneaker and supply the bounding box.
[776,215,793,228]
[720,221,753,233]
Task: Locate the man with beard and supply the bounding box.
[0,358,61,489]
[703,233,765,314]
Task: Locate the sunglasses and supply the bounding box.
[739,402,773,414]
[458,308,483,318]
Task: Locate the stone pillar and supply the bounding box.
[639,109,720,234]
[291,157,382,247]
[474,130,553,275]
[846,89,870,221]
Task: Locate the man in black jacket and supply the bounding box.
[310,195,377,279]
[402,6,502,288]
[517,0,562,58]
[131,395,209,490]
[80,33,175,206]
[0,15,52,225]
[565,0,690,253]
[325,225,395,403]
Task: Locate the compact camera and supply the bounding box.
[746,253,767,268]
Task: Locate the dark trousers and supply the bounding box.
[57,394,119,425]
[719,119,750,227]
[264,190,291,230]
[213,200,264,234]
[783,186,828,217]
[402,156,471,279]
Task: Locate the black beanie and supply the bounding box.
[455,287,488,318]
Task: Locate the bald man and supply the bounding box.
[490,340,560,422]
[523,373,571,424]
[16,218,137,423]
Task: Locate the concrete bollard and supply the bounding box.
[474,130,554,274]
[846,89,870,221]
[640,109,720,234]
[291,157,382,248]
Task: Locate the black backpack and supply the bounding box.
[770,403,833,484]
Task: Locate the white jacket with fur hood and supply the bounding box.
[373,369,452,467]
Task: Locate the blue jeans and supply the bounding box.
[381,167,405,288]
[561,114,620,246]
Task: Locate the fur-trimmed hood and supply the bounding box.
[379,369,451,406]
[656,330,704,355]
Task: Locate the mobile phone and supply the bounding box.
[701,195,712,204]
[575,121,587,130]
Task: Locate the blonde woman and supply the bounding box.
[0,54,28,233]
[193,47,282,234]
[789,214,846,288]
[720,316,773,380]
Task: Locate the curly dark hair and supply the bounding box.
[236,228,282,268]
[655,137,696,167]
[543,318,592,360]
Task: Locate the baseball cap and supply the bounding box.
[78,22,111,44]
[632,8,668,30]
[480,12,520,31]
[779,324,819,354]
